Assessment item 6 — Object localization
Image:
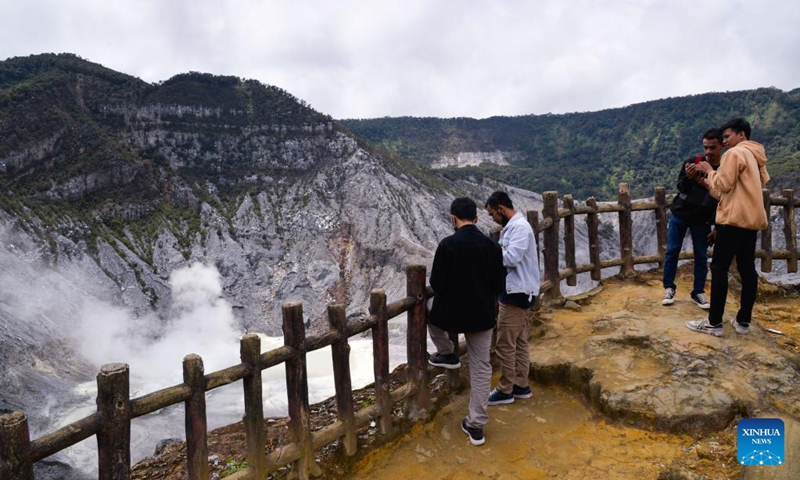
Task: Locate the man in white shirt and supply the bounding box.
[484,191,541,405]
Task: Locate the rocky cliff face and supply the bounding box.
[1,55,453,333]
[431,151,513,169]
[0,55,528,443]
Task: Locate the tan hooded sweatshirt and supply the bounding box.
[705,140,770,230]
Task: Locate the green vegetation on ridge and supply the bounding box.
[0,54,340,266]
[340,88,800,200]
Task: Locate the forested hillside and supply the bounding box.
[340,88,800,200]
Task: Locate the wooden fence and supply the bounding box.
[1,183,798,479]
[535,183,798,302]
[0,266,431,480]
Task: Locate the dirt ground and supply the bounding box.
[343,269,800,480]
[344,383,738,480]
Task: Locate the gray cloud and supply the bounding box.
[2,0,798,119]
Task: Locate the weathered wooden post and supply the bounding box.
[618,183,635,277]
[654,187,668,269]
[183,354,208,480]
[96,363,131,480]
[528,210,541,275]
[586,197,601,281]
[783,189,797,273]
[761,189,773,272]
[445,330,461,387]
[241,333,268,477]
[283,302,319,479]
[406,264,433,419]
[563,195,577,286]
[0,412,34,480]
[369,289,392,435]
[328,304,357,456]
[542,191,562,301]
[489,226,500,243]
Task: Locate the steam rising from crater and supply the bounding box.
[70,263,241,390]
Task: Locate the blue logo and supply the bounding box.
[737,418,784,466]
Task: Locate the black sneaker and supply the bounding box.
[428,352,461,369]
[662,288,676,305]
[691,292,710,310]
[461,418,485,446]
[512,385,532,399]
[488,387,515,405]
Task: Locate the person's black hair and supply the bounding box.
[702,128,722,143]
[719,117,751,140]
[484,191,513,210]
[450,197,477,221]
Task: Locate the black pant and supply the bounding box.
[709,224,758,326]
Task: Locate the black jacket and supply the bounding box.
[670,156,719,224]
[429,224,504,333]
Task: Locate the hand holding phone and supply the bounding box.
[707,229,717,246]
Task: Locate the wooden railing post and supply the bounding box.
[283,302,319,479]
[563,195,577,286]
[618,183,635,277]
[369,290,392,435]
[0,412,34,480]
[96,363,131,480]
[446,330,461,387]
[654,187,667,269]
[542,191,562,300]
[489,226,501,242]
[528,210,541,278]
[761,189,773,273]
[783,189,797,273]
[183,354,208,480]
[328,304,357,456]
[241,333,268,476]
[406,264,432,420]
[586,197,601,281]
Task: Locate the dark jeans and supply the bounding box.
[708,224,758,327]
[663,214,710,295]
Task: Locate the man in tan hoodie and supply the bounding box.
[685,117,769,337]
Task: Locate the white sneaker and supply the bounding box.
[729,317,750,335]
[685,318,723,337]
[662,288,676,305]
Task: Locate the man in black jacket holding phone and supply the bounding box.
[661,128,722,308]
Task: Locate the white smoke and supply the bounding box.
[51,262,413,474]
[69,263,241,393]
[1,221,414,475]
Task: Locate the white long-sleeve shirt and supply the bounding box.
[499,211,540,297]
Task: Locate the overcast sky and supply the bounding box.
[2,0,799,119]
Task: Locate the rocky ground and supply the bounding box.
[130,265,800,479]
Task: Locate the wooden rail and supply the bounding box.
[534,184,799,302]
[2,184,798,479]
[0,265,432,480]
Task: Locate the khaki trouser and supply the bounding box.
[495,302,530,394]
[428,323,493,428]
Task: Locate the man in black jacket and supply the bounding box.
[662,128,721,308]
[427,197,505,446]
